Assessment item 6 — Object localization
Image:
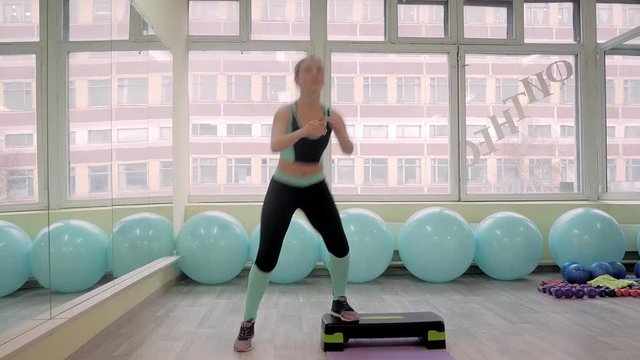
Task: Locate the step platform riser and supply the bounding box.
[321,312,446,352]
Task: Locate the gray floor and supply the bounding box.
[0,285,98,341]
[0,289,84,329]
[69,273,639,360]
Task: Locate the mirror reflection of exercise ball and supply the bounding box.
[31,220,108,293]
[0,221,32,297]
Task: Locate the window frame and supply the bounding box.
[2,0,635,211]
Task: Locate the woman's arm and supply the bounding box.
[270,106,326,152]
[328,111,354,155]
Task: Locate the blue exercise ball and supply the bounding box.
[176,211,249,284]
[608,262,627,279]
[474,212,543,280]
[112,212,174,278]
[588,262,614,279]
[106,235,113,272]
[548,208,625,267]
[320,208,394,283]
[398,207,474,283]
[560,261,578,276]
[0,221,32,297]
[564,264,590,284]
[250,217,319,284]
[31,220,109,293]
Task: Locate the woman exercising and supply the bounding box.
[234,56,359,352]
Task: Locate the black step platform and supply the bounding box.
[321,312,446,351]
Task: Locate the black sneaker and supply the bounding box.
[331,296,360,322]
[233,319,255,352]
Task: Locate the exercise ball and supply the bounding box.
[320,208,394,283]
[106,235,113,272]
[398,207,474,283]
[31,220,109,293]
[560,261,578,276]
[474,212,543,280]
[564,264,590,284]
[608,262,627,279]
[250,217,319,284]
[588,262,614,279]
[0,221,32,297]
[112,212,174,277]
[548,208,625,266]
[176,211,249,284]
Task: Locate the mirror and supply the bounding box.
[0,0,52,341]
[1,0,174,344]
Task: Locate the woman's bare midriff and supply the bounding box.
[277,160,323,176]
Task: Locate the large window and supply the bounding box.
[2,0,638,210]
[189,51,304,196]
[465,54,577,195]
[605,55,640,192]
[68,51,173,200]
[331,53,450,196]
[0,54,37,205]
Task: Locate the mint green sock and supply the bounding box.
[328,253,350,300]
[243,265,272,321]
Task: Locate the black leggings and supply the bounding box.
[255,179,350,272]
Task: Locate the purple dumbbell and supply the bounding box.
[563,288,575,298]
[554,288,565,298]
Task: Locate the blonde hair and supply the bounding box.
[294,55,324,84]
